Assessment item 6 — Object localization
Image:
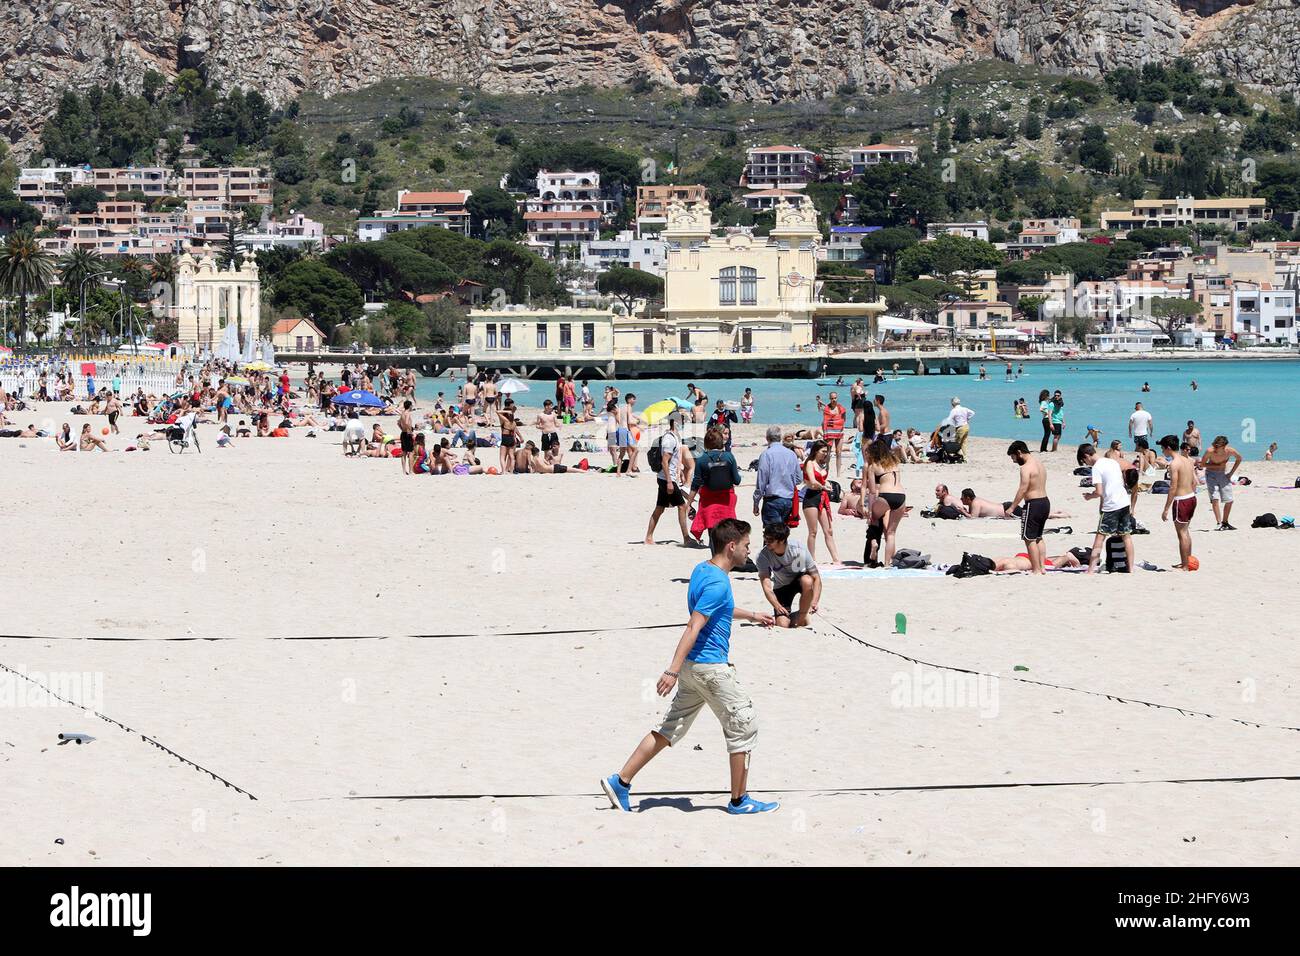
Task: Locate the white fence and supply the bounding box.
[1,361,187,400]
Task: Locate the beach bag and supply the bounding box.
[787,487,801,528]
[828,480,842,503]
[1251,513,1278,528]
[1073,466,1091,476]
[1150,480,1171,495]
[1105,535,1130,573]
[646,436,664,473]
[946,553,994,578]
[936,504,963,520]
[1068,546,1093,565]
[891,549,929,570]
[702,454,735,491]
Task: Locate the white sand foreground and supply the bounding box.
[2,403,1299,865]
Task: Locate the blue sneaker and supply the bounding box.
[601,773,631,812]
[726,794,780,815]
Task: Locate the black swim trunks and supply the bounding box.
[400,431,415,453]
[656,479,686,508]
[540,431,559,451]
[1020,496,1050,542]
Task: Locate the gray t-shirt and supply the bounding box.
[757,539,818,588]
[660,430,682,484]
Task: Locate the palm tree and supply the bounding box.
[150,252,177,286]
[0,231,56,345]
[29,312,49,347]
[300,239,319,260]
[58,248,107,303]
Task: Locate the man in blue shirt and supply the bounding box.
[602,518,779,815]
[752,425,801,527]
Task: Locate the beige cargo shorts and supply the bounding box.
[656,661,758,754]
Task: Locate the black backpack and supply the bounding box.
[946,552,995,578]
[1105,535,1130,573]
[936,504,963,520]
[1252,513,1279,528]
[646,435,665,473]
[1150,479,1170,495]
[827,480,842,503]
[701,454,735,491]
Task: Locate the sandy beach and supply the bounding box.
[3,400,1299,866]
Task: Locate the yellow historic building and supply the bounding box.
[613,199,826,355]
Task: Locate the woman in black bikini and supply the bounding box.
[859,436,907,567]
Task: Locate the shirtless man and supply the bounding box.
[1004,440,1050,575]
[1159,435,1197,570]
[934,484,964,512]
[1182,420,1201,457]
[524,441,585,474]
[398,400,416,475]
[1199,435,1242,531]
[481,377,499,423]
[104,392,123,435]
[462,378,479,422]
[959,490,1008,518]
[616,393,640,475]
[873,394,890,438]
[535,400,562,464]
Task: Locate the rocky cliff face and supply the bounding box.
[3,0,1297,158]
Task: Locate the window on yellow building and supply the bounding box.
[719,267,736,305]
[740,267,757,305]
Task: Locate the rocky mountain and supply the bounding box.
[3,0,1297,158]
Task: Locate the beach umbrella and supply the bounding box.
[226,376,251,386]
[498,377,530,394]
[245,360,273,372]
[667,396,693,409]
[641,399,678,426]
[331,389,385,408]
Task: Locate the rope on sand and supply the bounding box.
[302,773,1300,802]
[822,618,1300,734]
[0,659,257,801]
[0,623,684,642]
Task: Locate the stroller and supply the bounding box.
[167,419,200,454]
[932,440,964,464]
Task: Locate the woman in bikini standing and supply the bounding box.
[800,440,842,566]
[498,398,519,474]
[859,436,907,567]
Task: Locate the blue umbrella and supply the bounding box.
[331,389,385,408]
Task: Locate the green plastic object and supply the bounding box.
[1013,665,1029,672]
[894,612,906,635]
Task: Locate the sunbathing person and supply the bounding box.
[79,423,111,452]
[991,548,1088,572]
[56,423,76,451]
[524,441,588,474]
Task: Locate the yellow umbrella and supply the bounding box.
[244,361,273,371]
[640,399,678,426]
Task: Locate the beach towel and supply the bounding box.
[821,564,946,580]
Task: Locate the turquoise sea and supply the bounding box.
[422,359,1300,461]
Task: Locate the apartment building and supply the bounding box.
[1233,283,1297,345]
[635,184,706,237]
[179,167,273,207]
[742,145,817,188]
[1005,218,1082,259]
[358,189,472,240]
[848,144,916,174]
[823,225,880,265]
[1099,197,1271,233]
[742,187,811,212]
[579,231,668,276]
[926,222,990,242]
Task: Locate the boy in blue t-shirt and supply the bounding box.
[601,518,780,815]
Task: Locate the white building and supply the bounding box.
[1006,218,1081,259]
[742,146,817,188]
[524,171,614,216]
[579,231,667,276]
[358,189,472,241]
[823,226,880,265]
[742,187,811,212]
[926,221,990,242]
[1233,284,1297,345]
[849,144,916,174]
[239,213,326,252]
